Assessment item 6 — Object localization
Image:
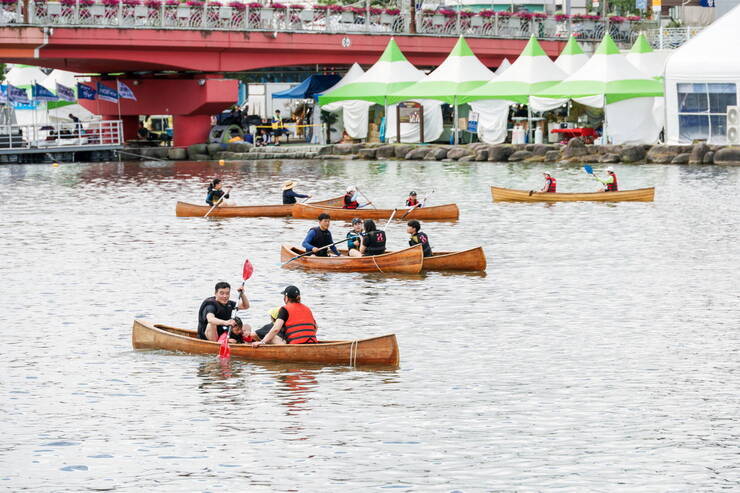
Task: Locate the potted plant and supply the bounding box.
[381,7,398,24]
[340,5,353,22]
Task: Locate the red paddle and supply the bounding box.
[219,259,254,359]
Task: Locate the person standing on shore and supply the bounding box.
[595,167,618,192]
[540,172,557,193]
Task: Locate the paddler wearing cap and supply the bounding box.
[405,191,422,208]
[594,166,618,192]
[282,180,312,204]
[346,217,365,258]
[540,172,557,193]
[252,285,318,347]
[342,185,371,209]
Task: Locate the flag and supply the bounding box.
[7,84,30,105]
[117,80,136,101]
[56,82,76,102]
[96,82,118,103]
[77,83,97,100]
[32,83,58,102]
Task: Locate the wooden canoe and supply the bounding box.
[281,244,424,274]
[132,319,399,367]
[382,246,487,271]
[291,202,460,221]
[175,196,344,218]
[490,186,655,203]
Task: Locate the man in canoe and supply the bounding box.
[206,179,231,207]
[282,180,312,205]
[302,213,340,257]
[407,220,432,257]
[346,217,365,258]
[595,166,618,192]
[360,219,386,256]
[252,286,318,347]
[405,191,422,208]
[343,186,372,209]
[540,172,557,193]
[197,281,250,341]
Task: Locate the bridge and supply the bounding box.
[0,1,655,145]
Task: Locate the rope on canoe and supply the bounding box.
[349,340,358,367]
[371,255,384,274]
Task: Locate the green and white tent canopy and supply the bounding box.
[625,33,668,79]
[386,36,495,105]
[495,58,511,76]
[458,35,567,105]
[554,35,589,76]
[317,39,424,106]
[535,33,663,106]
[318,63,372,140]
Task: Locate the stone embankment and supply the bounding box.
[123,139,740,165]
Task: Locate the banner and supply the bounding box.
[7,84,30,105]
[117,80,136,101]
[77,83,97,100]
[56,82,76,102]
[32,83,58,102]
[96,82,118,103]
[0,85,6,104]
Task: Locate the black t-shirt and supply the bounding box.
[363,230,386,256]
[197,297,236,340]
[409,231,433,257]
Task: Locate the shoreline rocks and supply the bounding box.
[121,141,740,165]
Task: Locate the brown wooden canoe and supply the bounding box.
[132,319,399,367]
[175,196,344,218]
[490,186,655,203]
[382,246,487,271]
[281,244,424,274]
[291,202,460,221]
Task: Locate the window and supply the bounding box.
[677,82,737,143]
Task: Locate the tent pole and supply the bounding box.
[453,97,459,145]
[527,104,532,144]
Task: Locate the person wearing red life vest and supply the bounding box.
[595,166,619,192]
[540,172,557,193]
[343,185,372,209]
[252,285,318,347]
[405,191,421,207]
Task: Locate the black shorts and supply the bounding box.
[256,323,285,341]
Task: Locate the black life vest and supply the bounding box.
[606,173,618,191]
[343,193,359,209]
[346,231,362,250]
[545,176,557,193]
[283,303,318,344]
[206,189,228,206]
[309,226,333,257]
[197,297,235,340]
[363,230,386,256]
[409,231,432,257]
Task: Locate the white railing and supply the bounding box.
[0,119,123,151]
[1,1,656,40]
[646,26,703,49]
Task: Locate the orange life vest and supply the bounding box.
[606,173,618,191]
[283,302,317,344]
[546,177,557,193]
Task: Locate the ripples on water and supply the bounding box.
[0,159,738,491]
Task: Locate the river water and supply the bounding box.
[0,158,738,492]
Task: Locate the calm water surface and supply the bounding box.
[0,158,738,492]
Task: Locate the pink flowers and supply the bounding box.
[368,7,382,14]
[554,13,570,21]
[608,15,626,22]
[439,8,456,17]
[478,9,495,18]
[627,15,641,21]
[328,4,343,12]
[228,0,245,8]
[514,11,533,19]
[270,2,286,9]
[384,7,399,15]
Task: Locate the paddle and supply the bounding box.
[356,186,376,209]
[385,208,397,229]
[204,186,232,218]
[218,259,254,359]
[583,165,594,175]
[281,236,358,265]
[400,189,435,219]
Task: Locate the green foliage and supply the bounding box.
[0,64,6,83]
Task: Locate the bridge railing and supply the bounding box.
[7,1,655,41]
[0,119,123,152]
[645,26,703,49]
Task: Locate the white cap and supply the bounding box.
[605,166,615,172]
[346,185,356,193]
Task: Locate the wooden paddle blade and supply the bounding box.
[242,259,254,281]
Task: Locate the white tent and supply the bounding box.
[318,38,443,143]
[555,36,589,76]
[320,63,371,141]
[626,33,670,139]
[664,4,740,144]
[534,34,663,145]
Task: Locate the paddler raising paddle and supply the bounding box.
[205,178,232,207]
[252,285,318,347]
[342,185,372,209]
[197,281,250,341]
[302,213,340,257]
[594,166,618,192]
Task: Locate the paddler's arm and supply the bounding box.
[206,312,236,328]
[302,229,318,252]
[237,285,249,310]
[252,319,285,347]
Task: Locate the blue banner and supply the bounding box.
[56,82,76,102]
[7,84,30,105]
[117,80,136,101]
[77,83,97,100]
[96,82,118,103]
[32,83,58,102]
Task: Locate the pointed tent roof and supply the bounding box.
[458,36,567,104]
[386,36,495,104]
[555,36,589,76]
[318,39,424,105]
[536,34,663,105]
[319,63,365,96]
[495,58,512,76]
[625,33,668,79]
